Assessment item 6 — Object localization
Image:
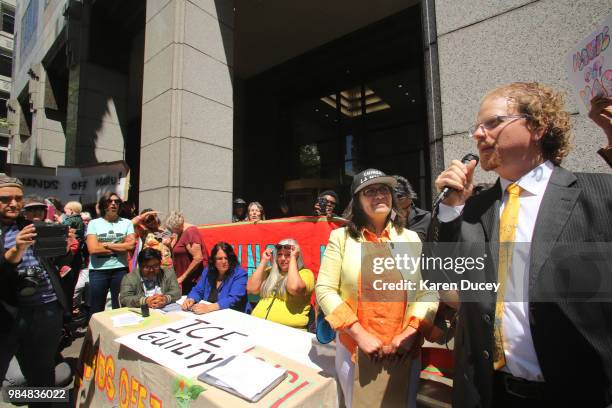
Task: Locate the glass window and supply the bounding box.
[1,6,14,34]
[299,143,320,178]
[0,92,8,118]
[0,51,11,77]
[0,149,6,173]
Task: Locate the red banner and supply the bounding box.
[196,216,346,279]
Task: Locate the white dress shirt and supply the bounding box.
[438,160,554,381]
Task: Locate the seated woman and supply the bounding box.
[181,242,250,314]
[119,248,181,308]
[247,239,314,330]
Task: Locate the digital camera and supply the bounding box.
[17,266,44,297]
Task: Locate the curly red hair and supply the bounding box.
[484,82,572,165]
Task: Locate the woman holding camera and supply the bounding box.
[315,169,438,407]
[86,193,136,314]
[247,238,314,330]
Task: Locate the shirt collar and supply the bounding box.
[362,223,392,242]
[500,160,554,197]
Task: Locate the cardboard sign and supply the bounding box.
[75,309,338,408]
[566,12,612,114]
[115,314,254,378]
[6,160,130,204]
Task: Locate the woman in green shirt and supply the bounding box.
[86,193,136,314]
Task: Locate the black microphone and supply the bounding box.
[432,153,480,210]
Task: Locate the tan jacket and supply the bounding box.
[315,224,438,333]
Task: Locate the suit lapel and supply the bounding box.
[529,167,579,290]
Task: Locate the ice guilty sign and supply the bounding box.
[115,316,253,378]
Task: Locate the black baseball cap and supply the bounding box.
[351,169,397,196]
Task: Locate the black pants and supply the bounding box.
[1,301,63,408]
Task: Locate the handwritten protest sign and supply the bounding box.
[115,315,254,378]
[566,12,612,114]
[6,160,130,204]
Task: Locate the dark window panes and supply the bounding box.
[0,149,6,173]
[2,8,14,34]
[0,137,8,147]
[0,98,7,118]
[0,52,11,77]
[299,143,320,178]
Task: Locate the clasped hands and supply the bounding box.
[145,294,167,309]
[355,325,422,364]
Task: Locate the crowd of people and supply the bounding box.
[0,85,611,407]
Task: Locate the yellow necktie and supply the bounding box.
[493,182,522,370]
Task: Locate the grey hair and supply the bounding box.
[164,211,185,231]
[260,238,305,300]
[81,211,92,221]
[247,201,266,220]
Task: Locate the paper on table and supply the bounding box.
[159,302,182,313]
[199,353,287,401]
[111,313,144,327]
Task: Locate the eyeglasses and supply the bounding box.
[275,244,294,251]
[0,195,23,204]
[361,186,391,197]
[468,115,529,138]
[142,264,161,271]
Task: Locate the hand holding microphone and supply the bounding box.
[433,154,479,208]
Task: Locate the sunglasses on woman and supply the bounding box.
[275,244,294,251]
[362,186,391,197]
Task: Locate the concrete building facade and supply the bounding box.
[0,0,14,173]
[8,0,612,224]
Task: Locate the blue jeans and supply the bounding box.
[88,267,127,314]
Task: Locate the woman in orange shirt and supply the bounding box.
[316,169,438,407]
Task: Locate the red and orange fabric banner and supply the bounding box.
[196,216,346,279]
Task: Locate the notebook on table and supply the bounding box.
[197,353,287,402]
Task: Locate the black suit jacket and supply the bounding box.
[432,166,612,407]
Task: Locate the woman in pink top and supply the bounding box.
[165,211,208,295]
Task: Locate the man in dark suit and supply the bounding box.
[432,82,612,407]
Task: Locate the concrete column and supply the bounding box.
[33,64,66,167]
[140,0,234,224]
[65,0,91,166]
